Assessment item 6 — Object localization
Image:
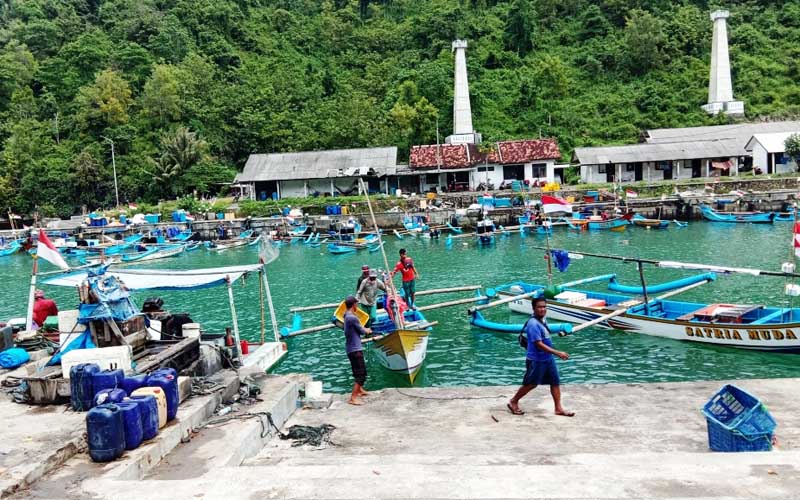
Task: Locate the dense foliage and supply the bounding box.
[1,0,799,217]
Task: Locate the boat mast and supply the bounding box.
[358,178,404,328]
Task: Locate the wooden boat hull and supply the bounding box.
[371,329,429,383]
[497,285,800,352]
[124,245,185,262]
[210,239,251,251]
[587,214,632,231]
[700,204,775,223]
[327,243,358,254]
[632,217,669,229]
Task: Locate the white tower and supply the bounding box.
[702,10,744,116]
[446,40,481,145]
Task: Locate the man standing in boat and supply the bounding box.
[356,264,370,293]
[356,269,386,327]
[343,296,371,405]
[508,296,574,417]
[391,252,419,309]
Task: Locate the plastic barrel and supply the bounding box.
[131,387,168,428]
[146,373,179,421]
[128,395,159,440]
[92,369,124,395]
[150,367,178,380]
[86,404,125,462]
[116,402,143,450]
[121,374,148,396]
[93,388,127,407]
[70,363,100,411]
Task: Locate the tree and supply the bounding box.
[623,9,665,75]
[140,65,183,125]
[504,0,536,56]
[785,134,800,171]
[148,127,207,197]
[75,69,133,133]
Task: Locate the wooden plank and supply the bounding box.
[135,337,199,373]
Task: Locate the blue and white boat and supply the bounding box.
[699,204,775,224]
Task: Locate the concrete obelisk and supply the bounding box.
[702,10,744,116]
[446,40,481,144]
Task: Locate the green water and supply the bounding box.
[2,223,798,392]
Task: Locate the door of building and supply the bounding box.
[691,159,702,178]
[634,162,643,181]
[605,164,615,183]
[663,162,673,180]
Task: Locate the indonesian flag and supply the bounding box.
[541,195,572,214]
[794,223,800,259]
[625,189,638,198]
[37,229,69,270]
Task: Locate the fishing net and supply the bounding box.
[259,235,280,265]
[280,424,337,447]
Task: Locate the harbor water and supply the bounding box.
[1,222,798,392]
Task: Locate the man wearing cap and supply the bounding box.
[343,295,372,405]
[356,269,386,327]
[356,264,370,293]
[391,256,419,309]
[32,289,58,330]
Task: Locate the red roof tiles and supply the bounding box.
[409,139,561,170]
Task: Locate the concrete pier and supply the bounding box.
[12,377,799,499]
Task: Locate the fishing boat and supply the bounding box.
[563,218,589,231]
[475,218,496,246]
[491,251,800,352]
[0,239,21,257]
[331,297,432,383]
[122,244,185,262]
[169,229,194,242]
[78,255,122,266]
[403,215,427,233]
[327,243,358,254]
[446,223,463,234]
[774,212,796,222]
[631,214,670,229]
[699,204,775,223]
[585,213,632,231]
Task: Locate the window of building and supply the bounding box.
[477,166,495,172]
[531,163,546,178]
[598,165,606,174]
[655,161,671,171]
[425,173,440,184]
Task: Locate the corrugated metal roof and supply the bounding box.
[574,139,740,165]
[745,132,800,153]
[236,147,398,182]
[645,121,800,144]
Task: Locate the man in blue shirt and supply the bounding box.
[343,295,372,405]
[507,296,574,417]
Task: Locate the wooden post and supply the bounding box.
[25,256,39,331]
[226,275,243,363]
[637,261,649,315]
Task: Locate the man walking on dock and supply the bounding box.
[343,296,371,405]
[508,297,574,417]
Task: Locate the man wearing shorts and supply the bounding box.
[343,295,372,405]
[508,296,574,417]
[391,256,419,308]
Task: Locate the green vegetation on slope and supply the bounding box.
[1,0,799,217]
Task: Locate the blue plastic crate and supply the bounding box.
[703,384,776,452]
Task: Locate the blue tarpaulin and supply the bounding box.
[47,331,96,366]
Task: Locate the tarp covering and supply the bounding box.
[43,264,263,291]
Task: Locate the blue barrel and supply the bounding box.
[93,388,127,407]
[334,205,341,215]
[150,367,178,380]
[116,402,143,450]
[128,395,159,440]
[121,374,148,396]
[146,373,179,421]
[92,369,124,395]
[86,404,125,462]
[70,363,100,411]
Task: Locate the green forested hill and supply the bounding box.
[1,0,799,216]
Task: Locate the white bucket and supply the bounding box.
[395,188,402,197]
[305,381,323,399]
[182,323,201,338]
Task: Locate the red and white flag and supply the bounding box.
[37,229,69,270]
[794,223,800,259]
[625,189,638,198]
[541,195,572,214]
